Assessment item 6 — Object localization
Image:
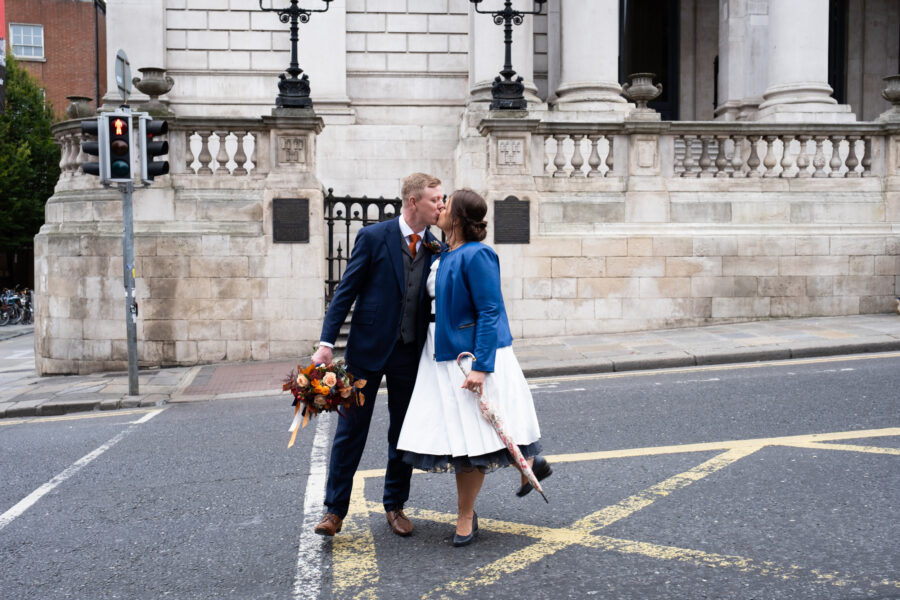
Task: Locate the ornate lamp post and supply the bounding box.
[258,0,333,109]
[470,0,546,110]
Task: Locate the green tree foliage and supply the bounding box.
[0,54,60,254]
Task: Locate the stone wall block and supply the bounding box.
[875,256,900,276]
[594,298,624,318]
[652,237,694,257]
[548,299,595,321]
[251,341,270,361]
[757,276,806,297]
[175,341,199,364]
[806,276,834,296]
[523,278,552,299]
[501,277,523,300]
[670,202,732,223]
[142,256,192,278]
[84,319,125,341]
[887,237,900,255]
[722,256,779,276]
[577,277,641,299]
[829,237,886,256]
[734,277,759,297]
[693,236,738,257]
[795,237,830,256]
[215,278,267,299]
[606,257,666,277]
[144,320,188,342]
[81,236,122,257]
[230,237,267,257]
[623,298,711,320]
[666,257,723,277]
[737,236,796,256]
[639,277,692,298]
[522,257,552,278]
[523,238,583,258]
[201,235,231,256]
[833,276,895,297]
[626,238,653,257]
[859,296,897,313]
[188,320,222,341]
[582,238,628,257]
[770,296,859,317]
[779,256,848,276]
[691,277,736,298]
[711,297,771,318]
[82,340,112,361]
[226,341,252,362]
[190,257,249,278]
[848,256,874,276]
[198,341,227,362]
[551,278,577,298]
[551,257,605,278]
[141,341,176,365]
[48,318,84,340]
[146,278,213,299]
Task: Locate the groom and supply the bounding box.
[311,173,445,537]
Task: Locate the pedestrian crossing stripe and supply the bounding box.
[330,427,900,599]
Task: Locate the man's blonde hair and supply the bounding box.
[401,173,441,207]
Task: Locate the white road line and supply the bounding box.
[293,412,334,600]
[0,408,165,532]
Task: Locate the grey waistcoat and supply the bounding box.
[399,242,426,344]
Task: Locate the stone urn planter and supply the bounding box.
[132,67,175,116]
[622,73,663,110]
[878,74,900,122]
[65,96,94,119]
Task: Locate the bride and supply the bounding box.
[397,189,551,547]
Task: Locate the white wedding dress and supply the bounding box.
[397,258,542,472]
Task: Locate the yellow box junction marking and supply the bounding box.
[330,428,900,599]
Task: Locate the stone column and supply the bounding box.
[102,0,166,108]
[554,0,629,113]
[468,3,540,107]
[756,0,854,122]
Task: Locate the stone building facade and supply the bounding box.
[36,0,900,374]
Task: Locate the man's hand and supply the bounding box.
[461,370,487,396]
[311,345,333,366]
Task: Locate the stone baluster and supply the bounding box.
[795,135,811,177]
[828,135,843,178]
[682,136,697,177]
[779,135,795,177]
[812,136,827,177]
[185,132,196,173]
[763,135,779,177]
[605,136,614,176]
[250,133,259,174]
[214,131,230,175]
[746,135,761,177]
[587,135,602,177]
[861,137,872,177]
[698,135,714,178]
[552,135,568,178]
[570,135,585,177]
[59,135,73,174]
[69,135,82,174]
[197,131,213,175]
[233,132,249,176]
[730,135,746,177]
[715,135,729,178]
[74,137,87,176]
[844,135,860,177]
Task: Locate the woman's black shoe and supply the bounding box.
[452,512,478,547]
[516,455,552,497]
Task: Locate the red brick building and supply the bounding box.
[5,0,106,120]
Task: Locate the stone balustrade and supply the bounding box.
[169,119,268,177]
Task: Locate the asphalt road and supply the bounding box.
[1,353,898,600]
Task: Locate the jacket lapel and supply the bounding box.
[385,217,405,292]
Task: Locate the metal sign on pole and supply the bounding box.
[114,49,132,103]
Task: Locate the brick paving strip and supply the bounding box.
[1,314,899,418]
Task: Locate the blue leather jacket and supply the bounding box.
[433,242,513,372]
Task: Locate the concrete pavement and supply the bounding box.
[2,313,899,419]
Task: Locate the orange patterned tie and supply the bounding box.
[408,233,420,258]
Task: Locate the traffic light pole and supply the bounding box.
[118,181,139,396]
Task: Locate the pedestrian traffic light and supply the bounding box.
[139,116,169,184]
[106,112,133,182]
[80,116,108,180]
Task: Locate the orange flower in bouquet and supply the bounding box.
[282,360,367,447]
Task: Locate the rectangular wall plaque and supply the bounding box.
[273,198,310,243]
[493,196,530,244]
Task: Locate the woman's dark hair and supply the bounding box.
[449,189,488,242]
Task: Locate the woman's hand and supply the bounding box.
[462,370,487,396]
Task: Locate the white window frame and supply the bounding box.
[10,23,45,61]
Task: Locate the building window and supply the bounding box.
[10,24,45,60]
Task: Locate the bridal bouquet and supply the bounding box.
[283,360,367,448]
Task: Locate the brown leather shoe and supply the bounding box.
[385,509,414,536]
[314,512,343,536]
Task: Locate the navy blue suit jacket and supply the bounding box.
[320,217,440,374]
[433,242,513,372]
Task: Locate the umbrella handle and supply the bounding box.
[456,352,476,377]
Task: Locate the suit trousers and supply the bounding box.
[324,339,419,518]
